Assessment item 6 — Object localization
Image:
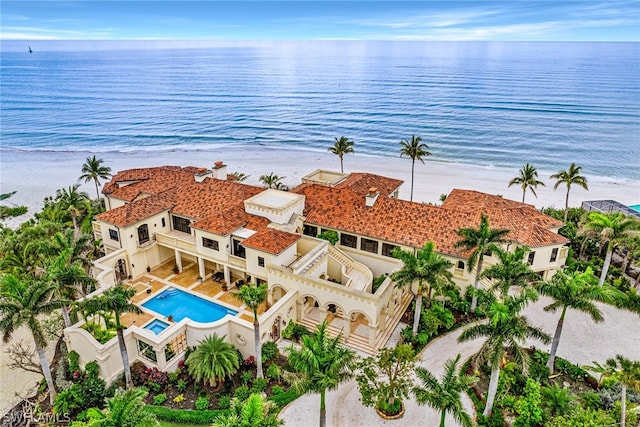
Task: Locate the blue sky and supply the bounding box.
[2,1,639,41]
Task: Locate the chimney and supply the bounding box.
[194,167,212,183]
[212,161,228,180]
[365,187,379,207]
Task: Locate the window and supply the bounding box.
[340,233,357,248]
[303,225,318,237]
[172,215,191,234]
[550,248,558,262]
[527,251,536,265]
[232,239,246,258]
[457,260,465,270]
[258,256,265,267]
[137,224,149,245]
[202,237,219,251]
[164,332,187,363]
[382,243,399,257]
[161,218,166,227]
[360,238,379,254]
[138,340,157,363]
[109,229,119,242]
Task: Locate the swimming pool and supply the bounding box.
[144,319,170,335]
[629,204,640,213]
[142,287,237,323]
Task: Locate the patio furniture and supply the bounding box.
[212,271,225,282]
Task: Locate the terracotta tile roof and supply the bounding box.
[95,189,176,227]
[335,173,403,197]
[241,228,300,255]
[294,185,567,256]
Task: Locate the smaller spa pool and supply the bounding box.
[144,319,170,335]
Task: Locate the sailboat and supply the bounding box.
[28,46,33,54]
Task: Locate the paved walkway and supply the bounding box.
[279,297,640,426]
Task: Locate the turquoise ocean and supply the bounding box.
[1,41,639,180]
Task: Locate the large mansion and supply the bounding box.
[65,162,568,382]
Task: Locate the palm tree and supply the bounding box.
[0,274,67,404]
[328,136,355,173]
[550,163,589,223]
[482,246,539,300]
[259,172,285,190]
[79,155,112,200]
[87,284,141,388]
[586,355,640,427]
[455,214,511,313]
[233,282,268,378]
[55,184,91,236]
[186,334,240,388]
[508,163,545,203]
[391,242,453,336]
[413,353,477,427]
[458,291,550,417]
[212,393,283,427]
[584,212,640,286]
[399,135,431,202]
[284,321,356,427]
[46,248,95,327]
[392,242,454,336]
[229,172,249,182]
[86,387,158,427]
[538,267,620,372]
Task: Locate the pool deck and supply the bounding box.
[122,260,258,329]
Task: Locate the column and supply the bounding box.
[224,264,230,284]
[174,249,182,273]
[342,314,351,338]
[368,323,378,347]
[295,299,304,322]
[198,257,205,280]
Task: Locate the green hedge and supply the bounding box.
[146,406,230,424]
[268,388,300,407]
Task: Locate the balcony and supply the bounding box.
[228,254,246,270]
[156,231,196,254]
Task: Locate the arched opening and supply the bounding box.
[271,315,283,340]
[349,311,370,338]
[271,285,287,305]
[115,258,128,281]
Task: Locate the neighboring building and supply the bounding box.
[65,162,568,382]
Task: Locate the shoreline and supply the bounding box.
[1,147,639,229]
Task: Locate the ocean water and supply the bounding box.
[1,41,639,179]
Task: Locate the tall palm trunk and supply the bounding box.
[563,188,570,223]
[598,246,613,286]
[320,389,326,427]
[483,365,501,417]
[61,304,72,328]
[410,159,415,202]
[547,306,567,372]
[412,292,423,336]
[440,409,447,427]
[34,339,56,405]
[470,256,484,313]
[116,325,133,388]
[253,318,263,379]
[521,189,526,203]
[620,384,627,427]
[94,180,100,200]
[340,156,344,174]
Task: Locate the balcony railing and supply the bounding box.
[228,254,246,270]
[156,231,196,253]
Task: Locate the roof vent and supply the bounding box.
[212,161,227,180]
[365,187,380,207]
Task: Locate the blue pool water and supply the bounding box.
[144,319,170,335]
[629,204,640,213]
[142,288,237,323]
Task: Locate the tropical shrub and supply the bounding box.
[281,321,309,341]
[195,395,210,410]
[234,384,251,401]
[252,377,269,393]
[513,379,543,427]
[68,350,80,377]
[176,379,187,393]
[241,370,253,385]
[186,334,240,388]
[266,363,282,381]
[261,341,279,363]
[317,230,339,245]
[53,387,83,415]
[153,393,168,405]
[217,395,231,410]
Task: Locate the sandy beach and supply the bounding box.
[2,147,639,230]
[1,147,639,414]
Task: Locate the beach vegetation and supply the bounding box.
[582,212,640,286]
[413,353,477,427]
[328,136,355,173]
[0,274,67,405]
[0,191,28,222]
[399,134,431,202]
[284,320,356,427]
[550,163,589,223]
[455,214,511,313]
[79,155,112,200]
[258,172,288,190]
[508,163,545,203]
[232,282,267,379]
[392,242,454,336]
[229,171,249,182]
